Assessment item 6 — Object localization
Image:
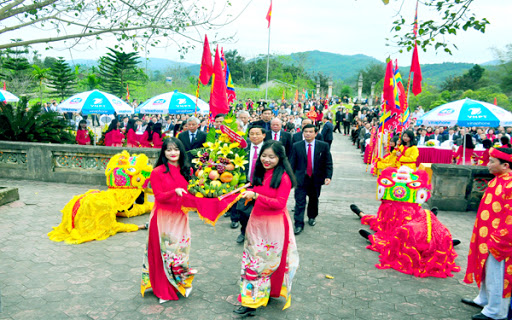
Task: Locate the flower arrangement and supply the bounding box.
[425,140,436,147]
[187,113,248,198]
[87,127,95,142]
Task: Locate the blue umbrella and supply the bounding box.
[136,90,209,114]
[57,90,133,115]
[0,89,20,103]
[416,98,512,127]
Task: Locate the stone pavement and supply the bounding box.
[0,134,482,319]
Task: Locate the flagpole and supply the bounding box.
[265,23,271,101]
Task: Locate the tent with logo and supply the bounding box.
[57,90,134,115]
[135,90,209,114]
[417,98,512,163]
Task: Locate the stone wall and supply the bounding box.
[0,141,159,186]
[428,164,493,212]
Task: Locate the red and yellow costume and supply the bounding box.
[361,166,460,278]
[464,148,512,298]
[392,145,419,170]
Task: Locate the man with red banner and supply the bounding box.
[462,147,512,320]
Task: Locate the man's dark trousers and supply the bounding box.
[294,175,321,228]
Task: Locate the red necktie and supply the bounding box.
[250,146,258,183]
[274,133,278,141]
[307,143,313,176]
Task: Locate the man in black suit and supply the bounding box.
[232,126,266,243]
[250,108,272,132]
[428,128,444,145]
[321,116,334,149]
[177,117,207,166]
[334,107,343,134]
[292,118,324,144]
[342,108,353,135]
[290,124,333,235]
[266,118,292,157]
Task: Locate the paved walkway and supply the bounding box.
[0,134,481,319]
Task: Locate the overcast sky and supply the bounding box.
[6,0,512,66]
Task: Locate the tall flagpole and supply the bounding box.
[265,22,271,100]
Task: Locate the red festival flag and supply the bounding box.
[410,44,423,96]
[210,46,229,117]
[494,97,498,106]
[2,82,5,90]
[126,83,130,101]
[383,60,396,111]
[199,35,213,85]
[266,1,272,28]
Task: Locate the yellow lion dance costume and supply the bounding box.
[48,151,154,244]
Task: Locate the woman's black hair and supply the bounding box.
[252,140,297,189]
[401,130,416,146]
[145,122,154,141]
[126,119,136,132]
[482,139,493,149]
[389,136,399,152]
[463,133,475,149]
[153,123,162,136]
[500,135,510,147]
[105,119,119,134]
[155,137,191,180]
[78,119,87,129]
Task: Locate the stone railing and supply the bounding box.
[428,164,493,212]
[0,141,159,186]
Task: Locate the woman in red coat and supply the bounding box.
[152,123,163,149]
[140,137,195,304]
[125,119,140,148]
[234,141,299,316]
[140,122,154,148]
[76,120,91,145]
[104,119,124,147]
[452,133,475,165]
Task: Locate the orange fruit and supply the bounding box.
[220,172,233,183]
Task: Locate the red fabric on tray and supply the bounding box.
[181,193,242,226]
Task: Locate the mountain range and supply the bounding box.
[68,50,497,87]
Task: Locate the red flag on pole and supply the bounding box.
[410,44,423,96]
[209,46,229,117]
[2,82,5,90]
[266,1,272,28]
[126,83,130,101]
[494,97,498,106]
[198,35,213,85]
[383,60,396,111]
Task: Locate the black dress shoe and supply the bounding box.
[359,229,372,240]
[233,306,256,316]
[230,221,240,229]
[350,204,363,218]
[236,233,245,244]
[471,313,494,320]
[453,239,461,247]
[461,298,482,309]
[308,218,316,226]
[294,226,303,235]
[431,207,439,216]
[224,212,230,217]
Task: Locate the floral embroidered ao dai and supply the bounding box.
[239,169,299,310]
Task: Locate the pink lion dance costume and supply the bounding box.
[360,166,460,278]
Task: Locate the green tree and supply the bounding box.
[32,65,50,104]
[47,57,76,100]
[224,50,247,83]
[442,64,486,91]
[359,63,385,95]
[386,0,489,54]
[0,45,33,96]
[0,99,74,143]
[99,48,143,97]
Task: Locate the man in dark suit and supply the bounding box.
[163,117,173,135]
[266,118,292,157]
[292,118,324,144]
[321,116,334,149]
[232,126,266,243]
[250,108,272,132]
[334,107,343,134]
[177,117,207,166]
[427,128,444,145]
[342,109,353,135]
[290,124,333,235]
